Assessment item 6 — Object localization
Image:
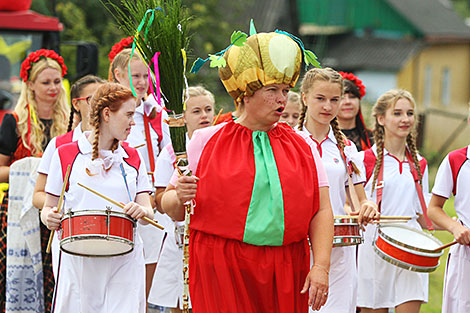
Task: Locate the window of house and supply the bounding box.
[441,67,451,106]
[423,65,432,107]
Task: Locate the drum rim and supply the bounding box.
[377,224,443,255]
[60,209,136,223]
[333,216,360,224]
[60,235,134,257]
[373,245,439,273]
[333,236,363,247]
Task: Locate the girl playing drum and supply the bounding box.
[41,82,154,313]
[428,105,470,312]
[357,89,430,313]
[296,67,378,312]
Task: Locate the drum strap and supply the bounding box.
[375,153,384,212]
[405,148,434,230]
[337,144,361,213]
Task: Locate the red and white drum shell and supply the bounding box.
[333,216,363,247]
[373,224,443,273]
[60,210,136,257]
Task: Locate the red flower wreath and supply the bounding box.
[339,71,366,99]
[20,49,67,82]
[108,37,134,62]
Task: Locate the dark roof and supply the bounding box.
[386,0,470,40]
[321,35,424,71]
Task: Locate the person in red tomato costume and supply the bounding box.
[162,30,335,313]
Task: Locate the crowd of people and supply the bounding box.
[0,29,468,313]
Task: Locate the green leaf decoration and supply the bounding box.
[230,30,248,47]
[249,19,257,36]
[209,54,226,68]
[304,50,321,68]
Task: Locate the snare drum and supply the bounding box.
[60,209,136,257]
[373,224,443,272]
[333,216,363,247]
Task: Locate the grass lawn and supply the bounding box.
[420,197,456,313]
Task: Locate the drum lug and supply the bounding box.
[106,208,111,239]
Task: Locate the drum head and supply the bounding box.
[379,225,442,251]
[61,236,134,257]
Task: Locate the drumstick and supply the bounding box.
[46,165,71,254]
[133,143,145,149]
[77,182,164,230]
[212,108,223,126]
[372,220,408,224]
[432,240,458,252]
[334,215,412,220]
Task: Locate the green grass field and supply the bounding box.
[420,197,456,313]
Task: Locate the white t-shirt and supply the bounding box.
[432,145,470,227]
[360,144,429,228]
[45,132,151,212]
[298,125,365,215]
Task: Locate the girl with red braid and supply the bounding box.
[356,89,431,313]
[163,31,333,313]
[337,72,373,151]
[296,67,379,313]
[41,82,153,312]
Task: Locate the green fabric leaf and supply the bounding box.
[249,19,257,36]
[230,30,247,47]
[304,50,321,68]
[209,54,226,68]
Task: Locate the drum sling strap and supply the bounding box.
[448,146,468,196]
[337,142,361,213]
[374,148,433,230]
[405,148,433,230]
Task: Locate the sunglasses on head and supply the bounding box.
[73,95,92,104]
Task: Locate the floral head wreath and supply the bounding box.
[339,71,366,99]
[108,36,134,62]
[20,49,67,82]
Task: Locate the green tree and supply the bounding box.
[31,0,254,110]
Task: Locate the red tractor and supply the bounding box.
[0,0,97,120]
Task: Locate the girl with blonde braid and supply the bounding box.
[111,49,169,302]
[356,89,431,313]
[297,67,379,313]
[41,82,153,312]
